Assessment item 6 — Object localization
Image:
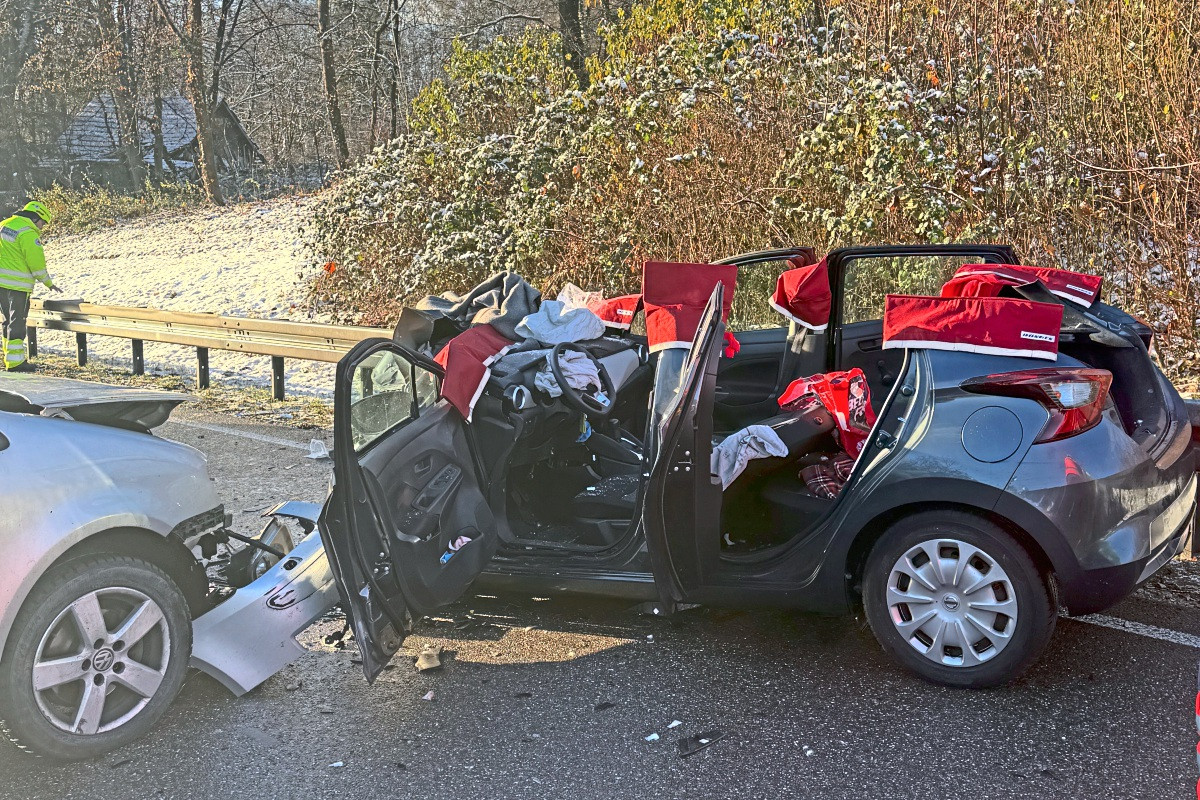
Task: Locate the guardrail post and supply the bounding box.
[26,327,36,358]
[271,356,285,400]
[75,332,87,366]
[131,340,144,375]
[196,347,210,389]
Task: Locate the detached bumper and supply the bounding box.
[190,502,340,695]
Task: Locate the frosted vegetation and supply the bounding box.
[310,0,1200,382]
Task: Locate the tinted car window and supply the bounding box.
[842,254,979,324]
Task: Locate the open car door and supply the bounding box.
[643,285,725,604]
[320,338,503,681]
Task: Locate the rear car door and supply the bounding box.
[828,244,1017,401]
[642,285,725,603]
[320,339,502,680]
[710,248,817,430]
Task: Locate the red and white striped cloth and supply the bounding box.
[768,256,831,331]
[641,261,737,353]
[433,325,515,421]
[941,263,1102,307]
[590,293,641,330]
[883,294,1064,361]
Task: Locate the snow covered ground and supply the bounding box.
[34,193,339,398]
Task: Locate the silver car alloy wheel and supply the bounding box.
[885,538,1019,668]
[31,587,171,735]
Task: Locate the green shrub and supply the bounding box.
[34,181,204,235]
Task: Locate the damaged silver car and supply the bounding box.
[0,375,336,760]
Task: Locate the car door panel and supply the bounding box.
[713,327,787,431]
[320,339,501,681]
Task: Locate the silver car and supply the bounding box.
[0,375,337,760]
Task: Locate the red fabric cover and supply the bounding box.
[778,368,876,458]
[433,325,515,421]
[883,294,1064,361]
[723,331,741,359]
[641,261,737,353]
[768,257,831,331]
[942,263,1102,307]
[591,293,641,330]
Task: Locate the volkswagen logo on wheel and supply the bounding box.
[92,647,115,672]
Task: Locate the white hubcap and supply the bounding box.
[885,539,1019,667]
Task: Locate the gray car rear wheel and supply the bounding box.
[0,555,191,759]
[862,510,1056,688]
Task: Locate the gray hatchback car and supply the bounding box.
[321,244,1197,691]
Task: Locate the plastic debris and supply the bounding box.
[421,691,436,701]
[285,680,302,691]
[306,439,330,459]
[677,730,725,758]
[644,733,660,742]
[328,762,344,768]
[514,692,533,699]
[667,720,683,729]
[415,644,444,672]
[317,705,335,714]
[594,702,615,712]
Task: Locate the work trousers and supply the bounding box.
[0,287,31,369]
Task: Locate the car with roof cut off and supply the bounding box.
[319,244,1196,690]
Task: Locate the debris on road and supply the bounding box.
[328,761,344,769]
[306,439,330,459]
[677,730,725,758]
[317,705,335,714]
[415,644,444,672]
[285,680,302,691]
[593,702,615,712]
[667,720,683,729]
[644,733,660,742]
[421,691,436,701]
[514,692,533,699]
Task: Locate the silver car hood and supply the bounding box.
[0,373,187,431]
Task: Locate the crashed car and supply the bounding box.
[0,375,337,759]
[322,244,1196,690]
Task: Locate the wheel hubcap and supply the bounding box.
[32,588,170,735]
[885,538,1018,668]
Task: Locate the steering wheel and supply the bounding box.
[549,342,617,418]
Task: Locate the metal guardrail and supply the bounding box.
[27,298,391,399]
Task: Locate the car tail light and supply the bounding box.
[962,368,1113,443]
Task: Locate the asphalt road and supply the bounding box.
[1,408,1196,799]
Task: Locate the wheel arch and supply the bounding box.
[842,501,1057,604]
[0,527,207,663]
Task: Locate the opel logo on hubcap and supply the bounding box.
[92,648,115,672]
[941,595,960,611]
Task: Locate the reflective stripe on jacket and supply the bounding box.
[0,215,52,293]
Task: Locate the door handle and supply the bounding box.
[413,457,432,477]
[857,339,881,352]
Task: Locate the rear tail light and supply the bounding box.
[962,368,1113,443]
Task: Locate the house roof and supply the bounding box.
[55,93,256,165]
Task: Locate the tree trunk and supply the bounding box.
[186,0,225,204]
[557,0,589,90]
[98,0,148,191]
[317,0,350,169]
[151,95,166,185]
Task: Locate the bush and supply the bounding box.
[310,0,1200,381]
[34,181,204,235]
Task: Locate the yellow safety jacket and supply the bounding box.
[0,214,53,293]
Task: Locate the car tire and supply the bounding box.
[862,510,1056,689]
[0,555,192,759]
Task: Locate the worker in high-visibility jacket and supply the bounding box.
[0,201,61,371]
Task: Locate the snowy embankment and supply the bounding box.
[35,194,338,397]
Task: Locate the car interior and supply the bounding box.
[390,257,875,563]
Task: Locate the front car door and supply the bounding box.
[642,285,726,603]
[320,339,504,680]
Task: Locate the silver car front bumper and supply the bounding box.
[190,501,340,695]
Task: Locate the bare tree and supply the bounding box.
[317,0,350,169]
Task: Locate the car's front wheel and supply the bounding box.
[0,555,192,759]
[862,510,1056,689]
